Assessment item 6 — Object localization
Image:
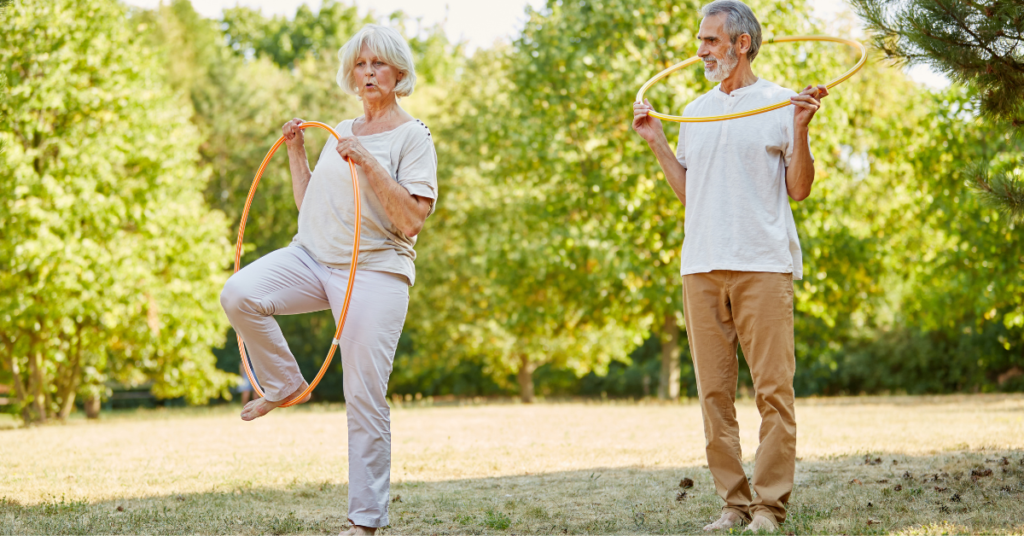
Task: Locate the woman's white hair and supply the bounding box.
[337,24,417,98]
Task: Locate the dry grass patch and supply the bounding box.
[2,395,1023,534]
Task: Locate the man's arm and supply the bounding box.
[785,85,828,201]
[633,100,687,206]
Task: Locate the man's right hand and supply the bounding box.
[282,118,305,149]
[632,99,664,145]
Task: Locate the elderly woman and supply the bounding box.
[219,24,437,535]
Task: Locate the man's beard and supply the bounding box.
[703,44,739,82]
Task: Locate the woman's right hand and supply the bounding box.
[632,99,664,145]
[282,118,305,149]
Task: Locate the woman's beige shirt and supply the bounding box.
[291,119,437,285]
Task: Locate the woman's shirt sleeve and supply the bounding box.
[396,122,439,215]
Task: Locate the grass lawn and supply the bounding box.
[2,395,1023,535]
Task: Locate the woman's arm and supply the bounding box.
[282,118,313,211]
[335,136,432,237]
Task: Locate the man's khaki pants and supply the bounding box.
[682,270,796,524]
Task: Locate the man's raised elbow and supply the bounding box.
[788,183,814,202]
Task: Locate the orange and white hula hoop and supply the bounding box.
[233,121,360,408]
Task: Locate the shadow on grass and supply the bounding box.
[3,450,1023,535]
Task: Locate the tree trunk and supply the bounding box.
[56,327,83,419]
[84,396,101,419]
[517,354,535,403]
[4,352,31,423]
[658,313,681,401]
[26,348,47,423]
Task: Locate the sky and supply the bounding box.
[122,0,949,88]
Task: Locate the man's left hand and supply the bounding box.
[791,84,828,129]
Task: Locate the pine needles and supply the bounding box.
[851,0,1024,222]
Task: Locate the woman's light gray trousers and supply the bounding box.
[220,246,408,528]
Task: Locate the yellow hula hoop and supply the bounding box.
[635,35,867,123]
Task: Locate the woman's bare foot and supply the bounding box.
[744,514,779,533]
[339,524,376,535]
[704,511,745,531]
[240,385,310,421]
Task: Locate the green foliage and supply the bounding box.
[831,321,1022,395]
[220,0,371,69]
[414,0,1024,399]
[0,0,234,422]
[967,159,1024,222]
[4,0,1021,409]
[849,0,1024,125]
[849,0,1024,224]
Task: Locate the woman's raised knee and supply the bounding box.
[220,275,249,316]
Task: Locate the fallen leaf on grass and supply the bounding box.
[679,477,694,489]
[934,486,948,492]
[175,495,185,502]
[902,471,913,480]
[850,479,863,485]
[970,468,992,478]
[876,479,889,484]
[863,456,882,466]
[893,484,903,491]
[950,493,962,502]
[116,505,124,512]
[867,518,881,525]
[676,491,689,502]
[392,495,402,503]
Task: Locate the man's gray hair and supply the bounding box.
[700,0,763,62]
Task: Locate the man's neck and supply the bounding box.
[718,64,758,95]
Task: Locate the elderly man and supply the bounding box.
[632,0,827,532]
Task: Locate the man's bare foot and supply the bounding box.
[240,385,310,421]
[704,511,745,531]
[743,514,779,533]
[339,524,376,535]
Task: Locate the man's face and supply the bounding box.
[697,13,740,82]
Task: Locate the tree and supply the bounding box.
[0,0,234,422]
[849,0,1024,222]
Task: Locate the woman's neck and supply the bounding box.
[361,98,402,124]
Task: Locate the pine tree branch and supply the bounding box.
[851,0,1024,128]
[967,161,1024,223]
[931,0,1024,74]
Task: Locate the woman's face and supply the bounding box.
[354,43,402,102]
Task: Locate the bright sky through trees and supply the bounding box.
[122,0,948,87]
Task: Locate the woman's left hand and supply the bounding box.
[335,137,372,167]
